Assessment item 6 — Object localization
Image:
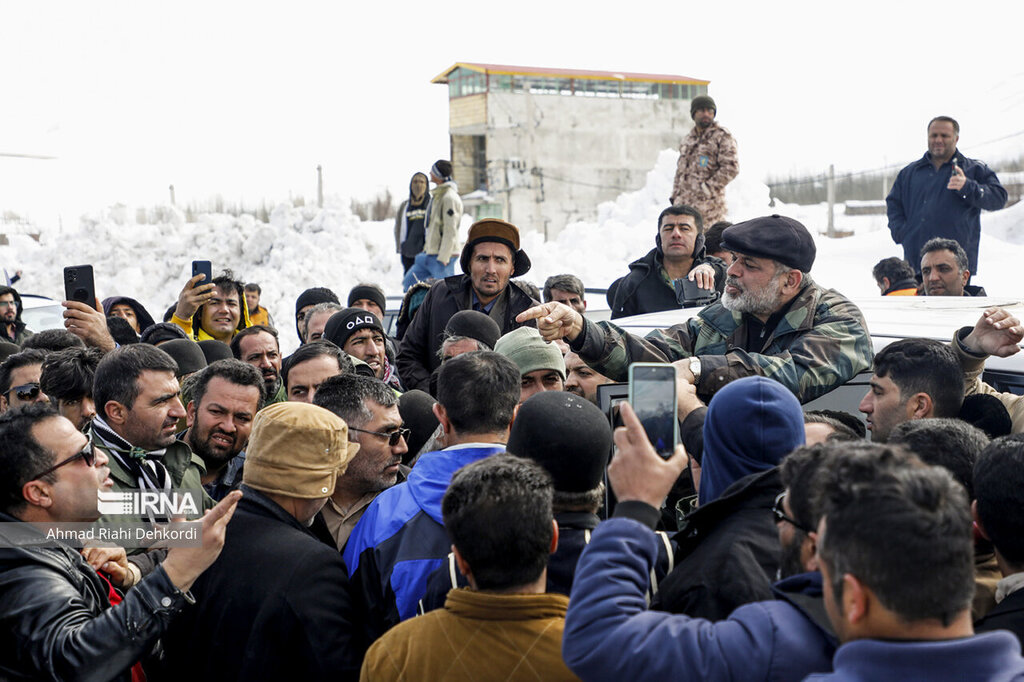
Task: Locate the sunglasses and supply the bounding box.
[772,491,813,534]
[32,442,96,480]
[348,426,411,447]
[10,383,41,402]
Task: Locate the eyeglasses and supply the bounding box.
[0,301,17,308]
[348,426,411,447]
[772,491,813,534]
[31,442,96,480]
[10,383,41,401]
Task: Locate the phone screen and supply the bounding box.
[629,364,678,458]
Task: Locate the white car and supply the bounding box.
[19,294,65,333]
[609,295,1024,417]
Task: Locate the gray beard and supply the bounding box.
[721,276,784,317]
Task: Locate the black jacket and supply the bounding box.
[611,247,726,319]
[0,512,189,681]
[650,467,784,621]
[396,274,538,392]
[975,587,1024,648]
[154,486,362,681]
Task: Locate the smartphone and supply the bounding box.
[191,260,212,288]
[674,278,718,308]
[63,265,97,310]
[628,362,679,459]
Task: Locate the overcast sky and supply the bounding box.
[3,0,1023,224]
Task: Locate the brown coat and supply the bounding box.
[670,121,739,225]
[360,589,579,681]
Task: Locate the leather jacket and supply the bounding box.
[0,512,190,681]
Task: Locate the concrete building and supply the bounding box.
[431,62,709,239]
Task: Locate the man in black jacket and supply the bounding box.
[397,218,538,393]
[0,404,239,681]
[611,205,726,319]
[157,401,364,681]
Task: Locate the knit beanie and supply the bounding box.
[444,310,501,350]
[347,284,387,315]
[140,322,189,346]
[507,391,611,492]
[323,307,384,349]
[493,327,565,381]
[691,95,716,118]
[197,339,233,365]
[243,402,359,499]
[295,287,341,340]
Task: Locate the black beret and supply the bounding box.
[323,307,384,348]
[348,284,387,314]
[197,339,233,365]
[720,214,816,273]
[506,391,612,493]
[160,339,208,378]
[444,310,501,350]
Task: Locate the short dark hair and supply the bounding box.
[20,329,86,353]
[515,280,541,302]
[804,409,866,439]
[211,270,244,298]
[543,274,585,302]
[974,434,1024,568]
[872,338,963,418]
[920,238,969,273]
[281,340,353,388]
[93,344,178,417]
[442,455,554,591]
[244,283,261,295]
[40,347,104,402]
[871,257,916,286]
[780,443,840,534]
[817,442,974,626]
[928,115,960,135]
[802,412,861,442]
[0,349,48,395]
[302,302,344,340]
[313,373,397,429]
[436,351,519,435]
[229,325,279,360]
[433,159,453,178]
[658,204,704,233]
[190,359,266,412]
[704,221,732,253]
[888,418,988,500]
[0,403,61,515]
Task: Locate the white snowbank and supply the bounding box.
[1,150,1021,354]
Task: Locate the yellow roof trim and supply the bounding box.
[431,62,709,86]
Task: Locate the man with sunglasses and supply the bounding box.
[0,403,241,681]
[0,348,49,413]
[562,407,842,681]
[313,373,409,550]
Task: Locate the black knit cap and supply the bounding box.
[459,218,532,278]
[444,310,501,349]
[197,339,233,365]
[348,284,387,314]
[140,322,189,346]
[720,214,816,273]
[160,339,208,378]
[691,95,716,117]
[323,307,384,348]
[506,391,612,493]
[295,287,339,316]
[397,389,440,462]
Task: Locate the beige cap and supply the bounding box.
[243,402,360,499]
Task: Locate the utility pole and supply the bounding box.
[826,164,836,238]
[317,165,324,208]
[169,184,176,206]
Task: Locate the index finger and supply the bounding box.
[516,303,556,324]
[202,490,242,527]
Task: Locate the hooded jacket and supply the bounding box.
[611,234,726,320]
[170,284,252,342]
[102,296,157,334]
[343,444,506,643]
[423,181,462,264]
[394,173,432,257]
[0,286,31,345]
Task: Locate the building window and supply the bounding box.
[471,136,487,191]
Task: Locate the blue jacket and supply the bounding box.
[886,150,1006,276]
[806,632,1024,681]
[563,515,836,682]
[343,443,505,641]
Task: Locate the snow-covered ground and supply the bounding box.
[1,149,1021,354]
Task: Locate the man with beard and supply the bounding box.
[183,359,265,501]
[302,301,344,343]
[324,308,402,391]
[313,373,408,550]
[282,340,353,404]
[231,325,286,404]
[520,215,872,404]
[0,285,32,345]
[564,351,612,405]
[562,405,841,681]
[90,344,213,527]
[669,95,739,226]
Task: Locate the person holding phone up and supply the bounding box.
[519,215,872,405]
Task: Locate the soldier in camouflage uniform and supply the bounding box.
[518,216,871,404]
[670,95,739,226]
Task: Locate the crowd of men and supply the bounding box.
[1,110,1023,681]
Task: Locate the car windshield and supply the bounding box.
[20,300,65,333]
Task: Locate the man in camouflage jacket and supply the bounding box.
[670,95,739,226]
[519,216,872,404]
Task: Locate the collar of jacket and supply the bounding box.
[236,483,321,537]
[444,588,569,621]
[697,278,818,340]
[678,467,781,536]
[555,511,600,530]
[916,149,964,170]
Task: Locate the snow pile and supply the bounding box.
[2,150,1021,356]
